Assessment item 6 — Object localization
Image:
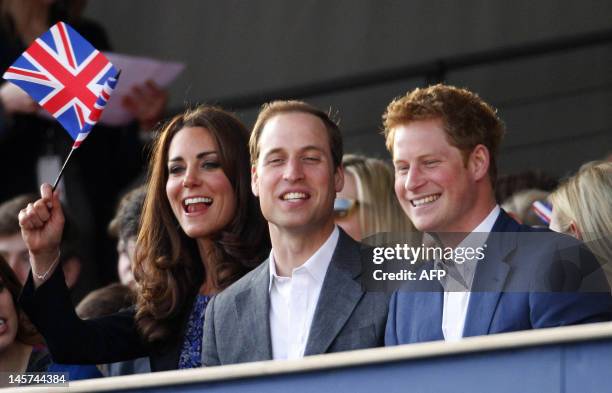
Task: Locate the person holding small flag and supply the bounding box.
[0,0,168,288]
[18,106,270,371]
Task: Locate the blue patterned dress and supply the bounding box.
[178,294,211,369]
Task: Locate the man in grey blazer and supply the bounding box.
[202,100,389,366]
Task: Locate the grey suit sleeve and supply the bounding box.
[202,294,221,366]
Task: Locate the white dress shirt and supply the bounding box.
[268,226,339,360]
[440,205,500,341]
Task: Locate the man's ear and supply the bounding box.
[251,165,259,197]
[468,144,490,182]
[334,165,345,193]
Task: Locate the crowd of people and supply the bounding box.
[0,0,167,290]
[0,82,609,383]
[0,4,610,382]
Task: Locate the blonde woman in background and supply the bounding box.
[335,154,416,243]
[549,161,612,285]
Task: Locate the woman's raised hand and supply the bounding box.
[18,183,65,287]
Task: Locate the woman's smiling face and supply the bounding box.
[0,280,18,354]
[165,127,236,240]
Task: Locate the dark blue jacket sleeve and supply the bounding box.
[19,267,148,364]
[384,290,399,346]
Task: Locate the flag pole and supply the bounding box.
[52,147,76,191]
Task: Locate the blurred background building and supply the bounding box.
[86,0,612,177]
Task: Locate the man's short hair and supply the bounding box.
[382,84,505,184]
[0,194,37,235]
[108,185,146,241]
[0,194,80,263]
[76,283,135,319]
[249,100,343,168]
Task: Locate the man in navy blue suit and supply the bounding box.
[382,84,611,345]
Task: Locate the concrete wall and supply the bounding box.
[85,0,612,177]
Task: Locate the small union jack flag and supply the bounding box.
[2,21,118,147]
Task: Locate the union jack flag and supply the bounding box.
[2,21,118,147]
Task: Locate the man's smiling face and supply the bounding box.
[392,118,480,233]
[252,112,343,234]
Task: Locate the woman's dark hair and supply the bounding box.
[134,106,270,344]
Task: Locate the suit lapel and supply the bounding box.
[413,287,444,342]
[403,260,444,342]
[304,230,364,356]
[235,261,272,361]
[416,270,444,342]
[463,211,517,337]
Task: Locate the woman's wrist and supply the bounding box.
[29,249,61,286]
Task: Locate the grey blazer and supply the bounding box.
[202,229,389,366]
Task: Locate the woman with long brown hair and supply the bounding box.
[18,106,270,371]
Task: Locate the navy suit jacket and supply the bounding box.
[385,210,612,345]
[20,267,187,371]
